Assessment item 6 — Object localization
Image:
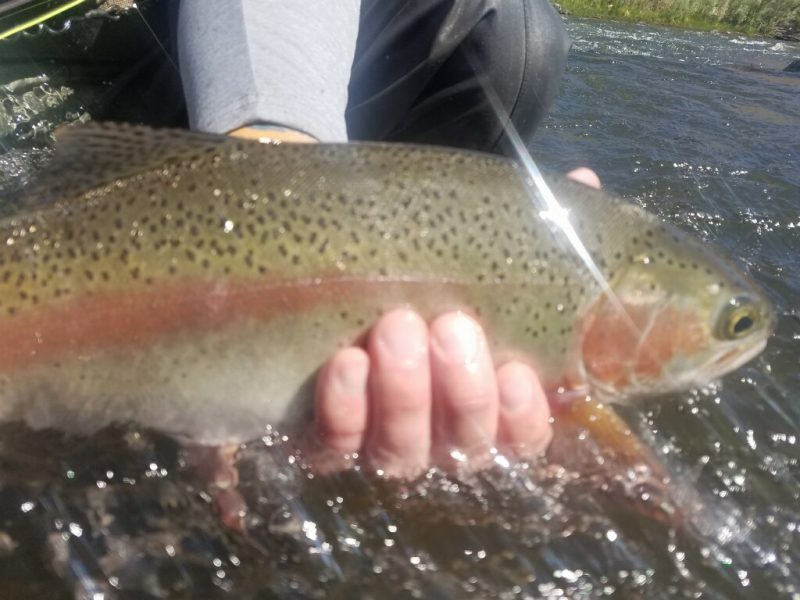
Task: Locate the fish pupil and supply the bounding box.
[733,315,754,335]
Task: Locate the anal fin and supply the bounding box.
[185,443,247,532]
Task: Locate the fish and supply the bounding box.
[0,123,773,456]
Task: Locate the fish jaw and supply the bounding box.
[680,334,769,388]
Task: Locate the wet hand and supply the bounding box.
[309,309,553,477]
[307,167,602,478]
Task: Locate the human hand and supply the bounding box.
[307,309,553,477]
[306,167,602,478]
[228,124,317,144]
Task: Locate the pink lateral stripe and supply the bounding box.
[0,276,473,372]
[0,277,363,371]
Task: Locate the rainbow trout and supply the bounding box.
[0,124,773,447]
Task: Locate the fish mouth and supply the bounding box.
[699,334,769,383]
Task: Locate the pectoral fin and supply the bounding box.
[548,396,682,525]
[552,397,658,467]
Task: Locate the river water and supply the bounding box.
[0,13,799,600]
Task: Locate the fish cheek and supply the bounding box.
[580,297,641,393]
[633,306,708,381]
[581,296,709,395]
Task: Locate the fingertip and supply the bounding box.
[371,308,429,369]
[314,346,370,452]
[497,362,535,411]
[497,362,553,453]
[567,167,602,190]
[429,311,499,460]
[429,311,486,368]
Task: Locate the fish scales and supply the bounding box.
[0,125,773,445]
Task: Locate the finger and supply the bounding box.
[365,309,432,477]
[313,347,370,458]
[496,362,553,455]
[567,167,602,190]
[429,312,499,464]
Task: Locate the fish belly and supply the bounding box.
[0,309,357,445]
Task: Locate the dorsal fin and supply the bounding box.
[25,122,232,206]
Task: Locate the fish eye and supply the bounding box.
[714,296,759,340]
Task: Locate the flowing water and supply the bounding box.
[0,12,799,600]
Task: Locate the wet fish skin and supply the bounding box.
[0,124,773,445]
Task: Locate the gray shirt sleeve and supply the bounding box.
[178,1,361,142]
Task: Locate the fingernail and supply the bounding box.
[376,310,427,367]
[333,354,368,396]
[431,312,482,370]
